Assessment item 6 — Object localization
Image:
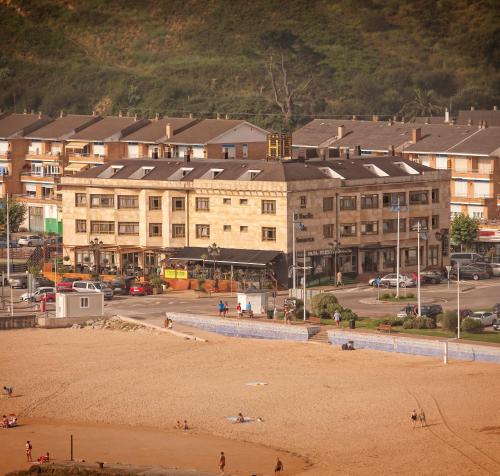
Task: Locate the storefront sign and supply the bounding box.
[164,269,188,279]
[296,237,315,243]
[306,248,353,257]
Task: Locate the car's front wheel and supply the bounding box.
[473,274,479,280]
[400,282,406,288]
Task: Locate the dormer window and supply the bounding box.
[319,167,345,179]
[98,165,123,178]
[201,168,224,180]
[363,164,389,177]
[394,162,419,175]
[141,166,154,177]
[239,169,262,180]
[181,168,193,177]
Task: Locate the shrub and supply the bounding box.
[412,317,426,329]
[461,317,483,333]
[406,293,415,298]
[390,318,404,326]
[403,319,413,329]
[340,308,358,321]
[442,311,458,331]
[423,317,436,329]
[381,293,392,299]
[295,307,310,320]
[310,293,339,317]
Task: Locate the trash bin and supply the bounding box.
[349,319,355,329]
[267,309,274,319]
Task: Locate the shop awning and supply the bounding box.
[167,247,283,267]
[64,163,88,172]
[66,141,89,149]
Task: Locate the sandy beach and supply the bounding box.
[1,325,500,475]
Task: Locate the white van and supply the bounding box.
[72,281,113,300]
[450,252,483,266]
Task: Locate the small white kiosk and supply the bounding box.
[236,290,269,315]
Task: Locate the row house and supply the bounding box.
[60,157,450,285]
[403,126,500,220]
[0,112,52,198]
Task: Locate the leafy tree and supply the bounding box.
[0,199,27,233]
[450,214,479,251]
[401,89,443,118]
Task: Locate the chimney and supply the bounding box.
[470,106,475,111]
[319,148,329,160]
[59,110,64,118]
[444,108,449,123]
[185,149,191,163]
[165,123,172,139]
[337,125,345,139]
[388,145,395,156]
[354,145,361,155]
[155,113,159,120]
[412,127,421,144]
[494,106,498,111]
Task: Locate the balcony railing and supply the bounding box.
[26,152,62,161]
[68,154,105,163]
[454,167,494,174]
[0,152,11,160]
[14,193,61,203]
[453,192,493,199]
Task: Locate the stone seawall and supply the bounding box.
[327,330,500,363]
[0,314,36,330]
[169,313,320,341]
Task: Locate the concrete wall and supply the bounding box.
[169,312,320,341]
[0,314,36,330]
[327,330,500,364]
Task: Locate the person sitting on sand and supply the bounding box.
[236,412,245,423]
[8,414,17,427]
[183,419,189,430]
[3,386,13,397]
[175,420,182,429]
[37,452,50,463]
[1,415,8,428]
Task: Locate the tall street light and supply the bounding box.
[89,237,104,274]
[207,242,221,279]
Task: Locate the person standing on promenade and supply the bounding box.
[275,456,284,474]
[236,302,242,318]
[419,409,427,427]
[224,301,229,318]
[218,300,225,317]
[334,310,341,327]
[219,451,226,475]
[411,409,417,429]
[25,441,32,462]
[336,270,343,286]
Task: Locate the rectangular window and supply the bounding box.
[405,248,418,266]
[323,197,334,212]
[196,197,210,211]
[323,224,334,238]
[383,219,406,233]
[118,222,139,235]
[432,215,440,229]
[429,245,439,266]
[361,194,378,209]
[261,200,276,214]
[90,194,114,208]
[361,221,378,235]
[90,221,114,234]
[223,198,231,205]
[149,196,161,210]
[240,198,248,205]
[75,193,87,207]
[118,195,139,209]
[80,297,89,309]
[223,225,231,232]
[409,190,429,205]
[340,196,357,211]
[240,226,248,233]
[149,223,162,237]
[172,197,185,211]
[410,217,428,231]
[431,189,439,203]
[75,219,86,233]
[300,196,307,208]
[383,249,396,268]
[196,224,210,238]
[383,192,406,208]
[172,224,185,238]
[340,223,356,237]
[262,227,276,241]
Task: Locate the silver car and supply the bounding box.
[469,312,497,326]
[376,273,415,288]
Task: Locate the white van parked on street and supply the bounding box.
[72,281,113,300]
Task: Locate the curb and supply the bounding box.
[115,315,207,342]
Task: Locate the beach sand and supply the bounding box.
[1,326,500,475]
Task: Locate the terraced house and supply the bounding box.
[60,157,450,285]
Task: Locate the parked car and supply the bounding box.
[129,282,153,296]
[56,277,81,290]
[34,277,55,288]
[72,280,113,300]
[17,235,43,247]
[420,304,443,318]
[450,265,490,280]
[9,276,27,288]
[471,262,494,276]
[109,277,135,295]
[469,311,497,327]
[420,270,444,284]
[0,236,17,248]
[493,321,500,331]
[369,273,415,288]
[19,286,56,302]
[397,304,417,319]
[45,236,62,245]
[450,252,483,266]
[459,309,473,318]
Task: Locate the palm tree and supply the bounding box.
[402,89,443,119]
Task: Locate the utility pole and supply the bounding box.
[6,194,10,282]
[417,221,421,317]
[292,211,296,291]
[457,263,460,339]
[303,249,306,321]
[396,196,400,298]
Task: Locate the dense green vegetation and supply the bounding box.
[0,0,499,130]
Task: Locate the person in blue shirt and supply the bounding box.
[218,300,225,317]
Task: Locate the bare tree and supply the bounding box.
[267,54,311,126]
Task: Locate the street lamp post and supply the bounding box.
[207,243,221,280]
[89,237,104,274]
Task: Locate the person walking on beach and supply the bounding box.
[419,409,427,427]
[219,451,226,475]
[25,441,32,462]
[218,300,225,318]
[224,301,229,318]
[334,310,341,327]
[336,270,343,286]
[236,302,242,318]
[411,409,417,429]
[275,456,284,474]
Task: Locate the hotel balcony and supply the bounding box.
[15,193,61,204]
[452,167,496,179]
[67,153,106,164]
[20,171,60,184]
[26,152,62,162]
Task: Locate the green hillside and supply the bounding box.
[0,0,499,129]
